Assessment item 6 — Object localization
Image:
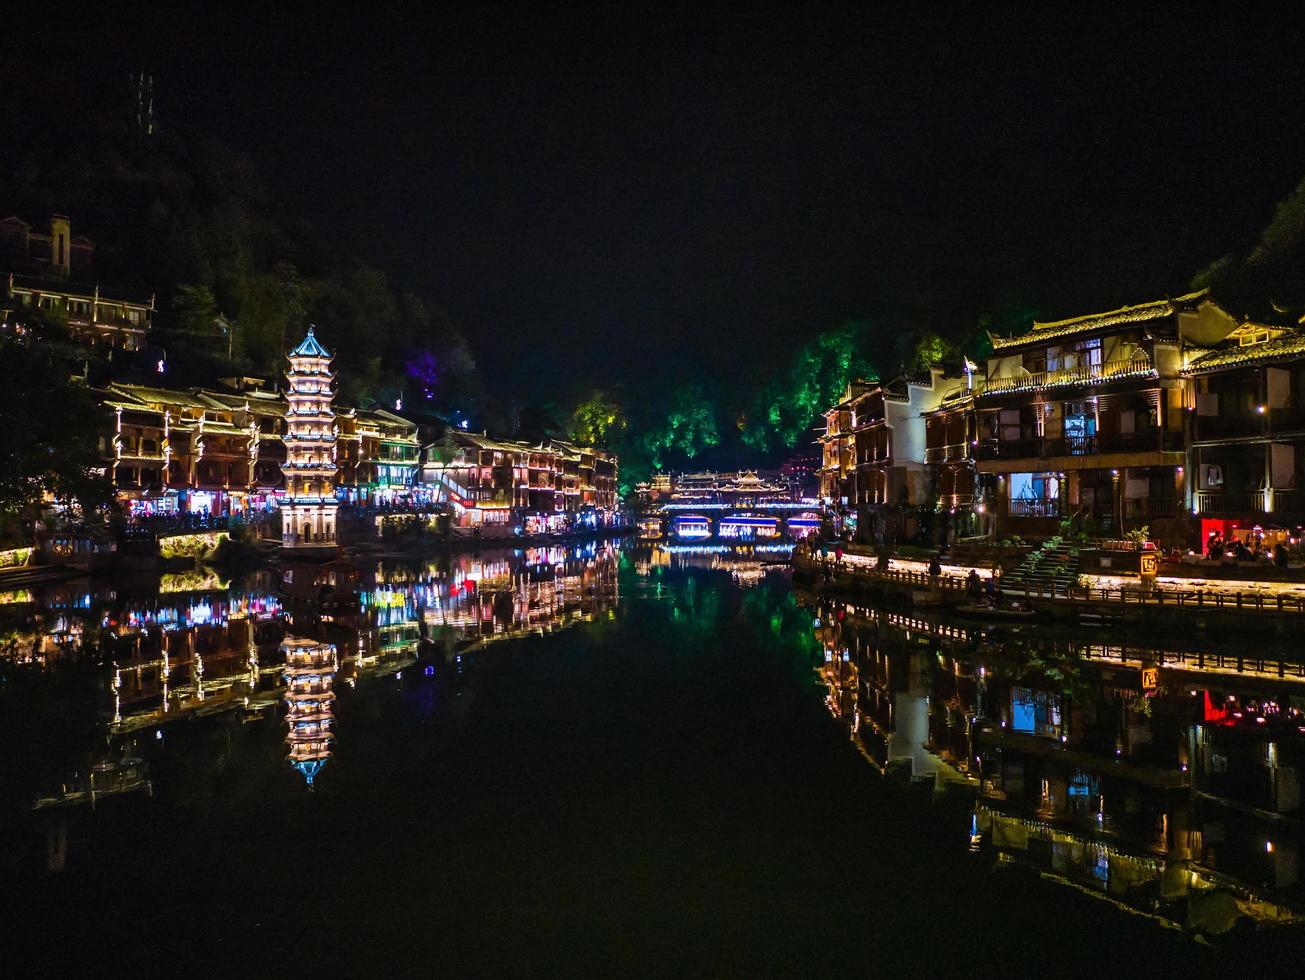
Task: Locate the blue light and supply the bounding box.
[292,758,327,787]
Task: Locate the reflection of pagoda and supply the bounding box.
[281,327,338,551]
[282,636,337,787]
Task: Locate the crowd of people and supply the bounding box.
[1205,531,1292,569]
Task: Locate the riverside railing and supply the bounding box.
[804,556,1305,614]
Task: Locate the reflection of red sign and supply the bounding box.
[1141,667,1159,690]
[1140,553,1159,578]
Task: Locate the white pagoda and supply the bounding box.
[282,636,337,787]
[281,327,338,550]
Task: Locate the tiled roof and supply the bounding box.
[290,326,331,358]
[991,289,1209,351]
[110,384,213,409]
[8,273,153,307]
[1184,329,1305,374]
[925,385,974,414]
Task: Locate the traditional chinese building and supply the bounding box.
[923,382,980,536]
[281,328,338,549]
[0,215,154,351]
[421,432,620,535]
[1183,319,1305,542]
[347,408,422,504]
[974,290,1237,543]
[819,379,872,507]
[818,371,955,543]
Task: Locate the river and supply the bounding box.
[0,538,1300,973]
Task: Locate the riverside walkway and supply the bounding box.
[794,548,1305,631]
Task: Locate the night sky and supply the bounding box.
[26,7,1305,399]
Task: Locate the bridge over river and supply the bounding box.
[646,500,823,539]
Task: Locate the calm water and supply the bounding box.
[1,539,1301,973]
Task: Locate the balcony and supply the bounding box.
[978,352,1156,397]
[976,431,1181,462]
[856,453,892,468]
[1122,497,1177,520]
[1009,498,1060,518]
[1194,490,1267,515]
[924,443,969,463]
[1272,489,1305,514]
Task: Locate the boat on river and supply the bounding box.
[954,602,1036,620]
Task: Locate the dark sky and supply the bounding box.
[27,7,1305,399]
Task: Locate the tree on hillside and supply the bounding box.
[1194,173,1305,317]
[0,338,112,534]
[569,389,627,449]
[0,57,485,413]
[741,322,877,453]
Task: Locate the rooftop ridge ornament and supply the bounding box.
[290,324,332,359]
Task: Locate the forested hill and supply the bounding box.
[0,57,480,417]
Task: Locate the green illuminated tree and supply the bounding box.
[644,385,720,468]
[742,322,876,453]
[570,389,627,448]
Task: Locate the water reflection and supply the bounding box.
[804,588,1305,936]
[0,541,624,822]
[4,536,1300,956]
[632,541,793,587]
[282,637,338,787]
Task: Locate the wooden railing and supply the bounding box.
[924,443,969,463]
[977,354,1155,396]
[1009,498,1060,518]
[1273,489,1305,514]
[1195,490,1267,515]
[1122,498,1177,519]
[975,431,1181,461]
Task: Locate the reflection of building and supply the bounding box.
[410,544,621,642]
[281,328,338,548]
[11,549,625,821]
[282,637,337,787]
[807,592,1305,931]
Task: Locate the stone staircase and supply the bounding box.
[1003,536,1081,597]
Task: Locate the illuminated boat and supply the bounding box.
[672,514,712,540]
[786,512,822,537]
[638,516,664,539]
[718,513,780,540]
